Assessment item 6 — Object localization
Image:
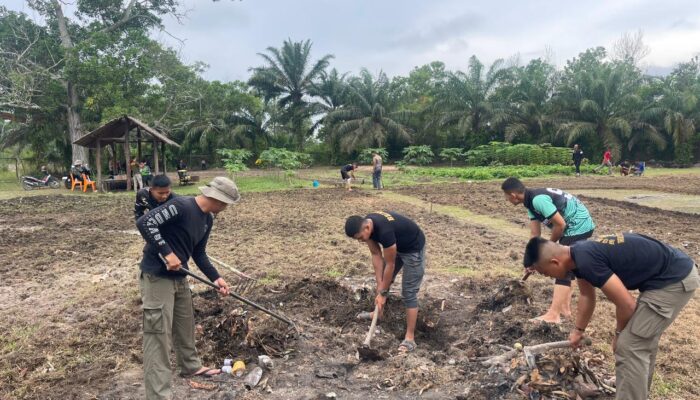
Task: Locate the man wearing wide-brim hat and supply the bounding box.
[136,176,240,399]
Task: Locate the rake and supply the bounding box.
[158,254,295,328]
[208,255,258,295]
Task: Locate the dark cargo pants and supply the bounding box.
[140,273,202,400]
[615,266,699,400]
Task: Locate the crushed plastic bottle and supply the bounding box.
[258,355,273,370]
[243,366,263,390]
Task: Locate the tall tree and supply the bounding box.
[16,0,185,163]
[328,69,411,153]
[493,59,557,143]
[432,56,505,147]
[249,39,333,150]
[309,68,348,162]
[554,48,664,160]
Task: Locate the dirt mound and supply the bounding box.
[276,278,360,326]
[476,279,532,312]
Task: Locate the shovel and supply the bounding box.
[357,305,382,361]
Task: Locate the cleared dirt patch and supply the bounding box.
[0,183,696,399]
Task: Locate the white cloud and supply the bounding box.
[4,0,700,79]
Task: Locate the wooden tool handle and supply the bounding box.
[363,305,379,346]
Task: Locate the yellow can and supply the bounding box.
[232,360,246,377]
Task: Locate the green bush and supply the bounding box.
[258,147,312,170]
[406,164,598,181]
[217,148,253,176]
[439,148,464,167]
[402,145,434,166]
[357,148,389,164]
[464,142,572,166]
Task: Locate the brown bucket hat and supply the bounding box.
[199,176,241,204]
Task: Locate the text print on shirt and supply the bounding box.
[540,188,573,225]
[145,204,179,246]
[374,211,395,221]
[598,233,625,245]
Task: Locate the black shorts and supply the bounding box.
[340,170,349,180]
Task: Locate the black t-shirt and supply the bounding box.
[572,149,584,163]
[134,188,176,220]
[570,233,694,291]
[341,164,354,172]
[136,196,220,281]
[367,211,425,253]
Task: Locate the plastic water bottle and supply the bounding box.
[244,366,263,389]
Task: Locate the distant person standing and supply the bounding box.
[201,159,207,170]
[594,148,613,175]
[140,161,152,187]
[372,151,383,190]
[131,158,143,191]
[340,163,358,191]
[177,159,187,170]
[572,144,584,177]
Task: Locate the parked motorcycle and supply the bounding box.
[21,174,60,190]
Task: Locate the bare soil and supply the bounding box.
[0,180,696,399]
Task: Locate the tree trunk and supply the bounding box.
[53,0,87,163]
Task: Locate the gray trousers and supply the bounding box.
[140,273,202,400]
[390,248,426,308]
[615,266,699,400]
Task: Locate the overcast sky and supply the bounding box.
[6,0,700,81]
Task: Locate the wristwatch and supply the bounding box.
[379,289,389,297]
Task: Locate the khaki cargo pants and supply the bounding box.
[615,266,699,400]
[140,272,202,400]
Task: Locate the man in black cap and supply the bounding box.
[345,211,426,353]
[136,176,240,399]
[523,233,698,400]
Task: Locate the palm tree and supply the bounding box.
[555,62,665,160]
[432,56,505,145]
[328,69,412,153]
[493,59,557,143]
[309,68,349,162]
[655,64,700,163]
[248,39,333,149]
[228,102,273,154]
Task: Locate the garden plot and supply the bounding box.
[0,182,697,399]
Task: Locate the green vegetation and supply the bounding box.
[407,165,598,180]
[218,149,253,176]
[439,148,465,167]
[465,142,574,166]
[357,148,388,164]
[2,3,700,176]
[402,145,435,165]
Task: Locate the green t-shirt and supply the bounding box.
[527,193,595,236]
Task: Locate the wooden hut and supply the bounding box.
[73,115,180,191]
